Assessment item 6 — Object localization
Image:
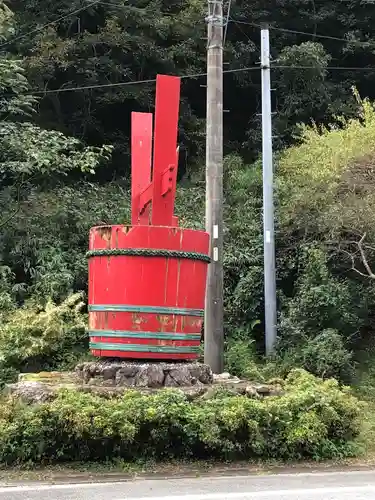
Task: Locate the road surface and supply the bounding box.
[2,469,375,500]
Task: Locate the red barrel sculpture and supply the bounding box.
[87,75,210,360]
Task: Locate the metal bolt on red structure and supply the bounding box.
[87,75,210,360]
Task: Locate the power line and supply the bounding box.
[22,63,375,96]
[0,1,100,50]
[98,1,169,12]
[229,20,355,44]
[34,77,156,94]
[97,1,127,6]
[228,16,254,46]
[29,66,260,95]
[274,65,375,71]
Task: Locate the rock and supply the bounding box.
[102,366,117,381]
[200,386,218,400]
[213,372,231,381]
[134,366,151,387]
[5,367,284,405]
[76,361,213,388]
[166,366,194,386]
[146,364,165,388]
[254,384,272,395]
[18,371,77,384]
[226,376,241,384]
[269,385,284,397]
[190,365,213,384]
[245,385,260,398]
[115,365,139,386]
[89,363,98,376]
[5,382,55,404]
[181,384,207,400]
[164,373,179,387]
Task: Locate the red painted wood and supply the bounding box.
[88,74,210,360]
[131,112,153,225]
[138,182,153,216]
[88,225,209,360]
[169,146,179,218]
[151,75,180,226]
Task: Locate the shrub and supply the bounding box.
[225,339,265,381]
[0,369,362,464]
[276,330,355,383]
[0,293,87,384]
[278,246,360,345]
[300,330,355,381]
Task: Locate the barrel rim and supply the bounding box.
[88,304,204,316]
[89,342,200,353]
[86,248,211,263]
[89,330,201,340]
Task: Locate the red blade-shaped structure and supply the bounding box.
[130,75,181,226]
[151,75,181,226]
[131,112,153,225]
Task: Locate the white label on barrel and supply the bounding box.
[213,224,218,239]
[213,247,218,261]
[266,230,271,243]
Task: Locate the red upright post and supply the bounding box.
[131,112,153,225]
[151,75,181,226]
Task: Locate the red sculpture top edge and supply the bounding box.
[131,74,181,228]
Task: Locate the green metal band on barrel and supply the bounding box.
[89,342,200,353]
[89,330,201,341]
[88,304,204,316]
[86,248,211,263]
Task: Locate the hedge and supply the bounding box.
[0,370,363,464]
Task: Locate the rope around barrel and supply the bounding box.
[86,248,211,263]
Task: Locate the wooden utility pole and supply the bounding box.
[204,0,224,373]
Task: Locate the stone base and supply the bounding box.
[75,360,213,388]
[5,364,283,405]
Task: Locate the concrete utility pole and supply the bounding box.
[204,0,224,373]
[261,26,277,355]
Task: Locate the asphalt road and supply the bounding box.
[2,469,375,500]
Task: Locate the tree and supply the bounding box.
[0,3,112,301]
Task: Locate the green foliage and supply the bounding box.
[0,58,37,118]
[1,182,130,301]
[279,246,360,343]
[0,122,112,180]
[10,0,375,163]
[225,339,264,381]
[0,293,87,379]
[222,155,264,336]
[278,95,375,238]
[271,42,356,148]
[18,0,210,171]
[301,330,355,380]
[0,7,113,308]
[275,247,358,381]
[277,330,355,383]
[0,20,113,184]
[0,370,362,464]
